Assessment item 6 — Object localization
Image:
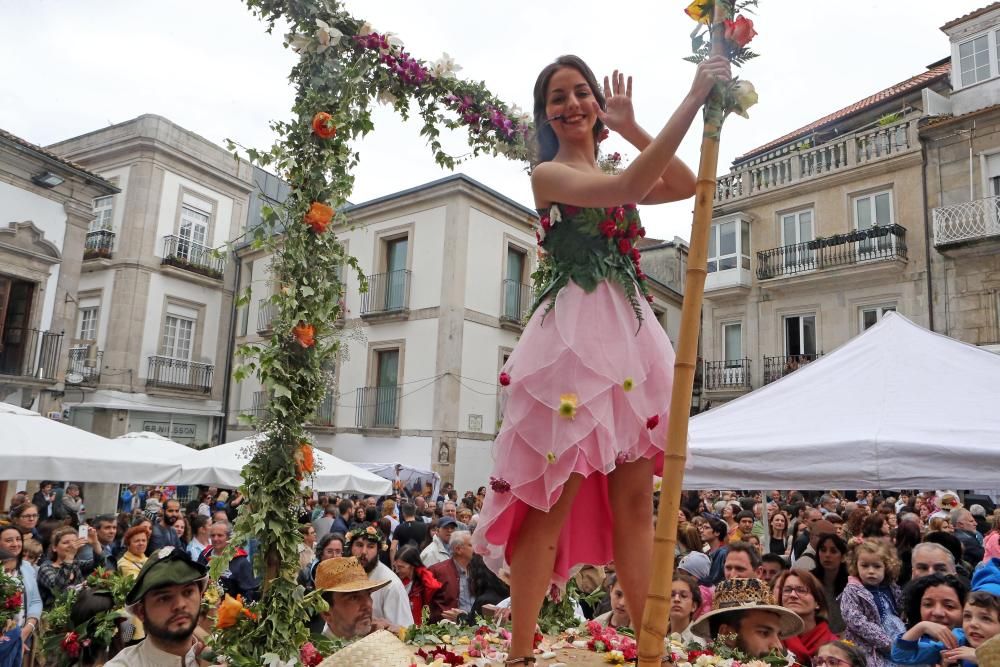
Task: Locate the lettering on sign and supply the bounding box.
[142,421,198,438]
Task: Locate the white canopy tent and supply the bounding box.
[686,313,1000,490]
[356,462,441,499]
[115,431,198,458]
[173,437,392,496]
[0,403,184,483]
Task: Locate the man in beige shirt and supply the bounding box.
[106,546,210,666]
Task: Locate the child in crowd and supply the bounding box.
[892,558,1000,666]
[815,640,867,667]
[21,537,42,568]
[839,539,905,667]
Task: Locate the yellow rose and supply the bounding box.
[685,0,713,24]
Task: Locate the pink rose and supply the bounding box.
[724,16,757,47]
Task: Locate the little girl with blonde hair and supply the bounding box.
[838,538,905,667]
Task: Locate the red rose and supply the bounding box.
[562,205,581,217]
[311,112,337,139]
[636,267,646,280]
[598,219,617,238]
[535,230,542,244]
[638,226,647,237]
[612,207,625,222]
[618,238,632,255]
[646,414,660,429]
[627,223,640,239]
[630,247,641,263]
[490,477,511,493]
[5,591,21,609]
[540,214,551,232]
[624,203,637,210]
[646,294,654,303]
[724,16,757,47]
[498,371,510,386]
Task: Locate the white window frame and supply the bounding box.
[782,313,817,357]
[708,219,751,273]
[179,204,210,248]
[160,314,195,361]
[953,30,998,90]
[722,321,743,366]
[77,306,99,341]
[780,209,814,247]
[91,196,114,232]
[960,33,992,87]
[852,190,895,229]
[860,304,896,331]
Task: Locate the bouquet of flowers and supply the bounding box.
[40,568,133,667]
[0,570,23,630]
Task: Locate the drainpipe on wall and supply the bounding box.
[218,257,241,446]
[919,133,936,333]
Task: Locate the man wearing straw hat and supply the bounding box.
[690,578,804,659]
[106,546,210,666]
[314,556,390,641]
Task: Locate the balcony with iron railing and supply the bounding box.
[257,300,276,335]
[84,230,115,261]
[67,346,103,384]
[714,119,919,206]
[756,224,907,281]
[146,355,214,393]
[763,354,819,384]
[360,270,411,318]
[703,359,752,392]
[932,196,1000,247]
[501,279,531,328]
[0,328,63,381]
[161,235,225,280]
[355,385,401,429]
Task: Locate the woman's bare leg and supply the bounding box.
[508,473,583,659]
[607,458,655,641]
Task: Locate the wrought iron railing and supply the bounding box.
[146,355,214,392]
[932,196,1000,246]
[501,279,531,323]
[715,118,917,205]
[355,385,401,428]
[84,230,115,260]
[161,235,225,279]
[0,328,63,381]
[360,270,411,316]
[763,354,819,384]
[312,390,336,426]
[67,346,103,383]
[256,300,276,334]
[756,224,907,280]
[703,359,752,391]
[242,390,269,419]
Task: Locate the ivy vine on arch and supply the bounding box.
[212,1,535,663]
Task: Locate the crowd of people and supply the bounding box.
[3,483,1000,665]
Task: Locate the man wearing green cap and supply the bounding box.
[106,546,210,666]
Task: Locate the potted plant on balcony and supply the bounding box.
[869,223,891,238]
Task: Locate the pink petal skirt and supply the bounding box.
[472,279,674,582]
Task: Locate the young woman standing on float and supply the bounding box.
[472,54,730,664]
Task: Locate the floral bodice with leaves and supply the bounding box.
[530,203,654,327]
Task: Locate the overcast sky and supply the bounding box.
[0,0,986,242]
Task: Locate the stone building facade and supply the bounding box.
[46,115,253,445]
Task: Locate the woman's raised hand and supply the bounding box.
[688,55,732,103]
[600,70,636,134]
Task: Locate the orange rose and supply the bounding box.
[215,593,246,630]
[723,15,757,48]
[311,112,337,139]
[304,202,334,234]
[292,321,316,348]
[295,443,316,478]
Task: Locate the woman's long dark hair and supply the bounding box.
[468,553,509,599]
[812,533,849,595]
[394,545,424,572]
[532,55,606,165]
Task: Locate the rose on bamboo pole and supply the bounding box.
[636,2,759,665]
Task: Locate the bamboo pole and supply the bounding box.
[637,7,727,666]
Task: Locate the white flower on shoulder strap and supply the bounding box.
[549,204,562,224]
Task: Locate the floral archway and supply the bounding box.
[209,0,758,663]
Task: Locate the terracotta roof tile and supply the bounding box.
[636,236,667,249]
[0,127,114,187]
[735,61,951,163]
[941,2,1000,31]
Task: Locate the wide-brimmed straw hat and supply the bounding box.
[314,556,390,594]
[317,629,421,667]
[691,578,803,639]
[977,633,1000,666]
